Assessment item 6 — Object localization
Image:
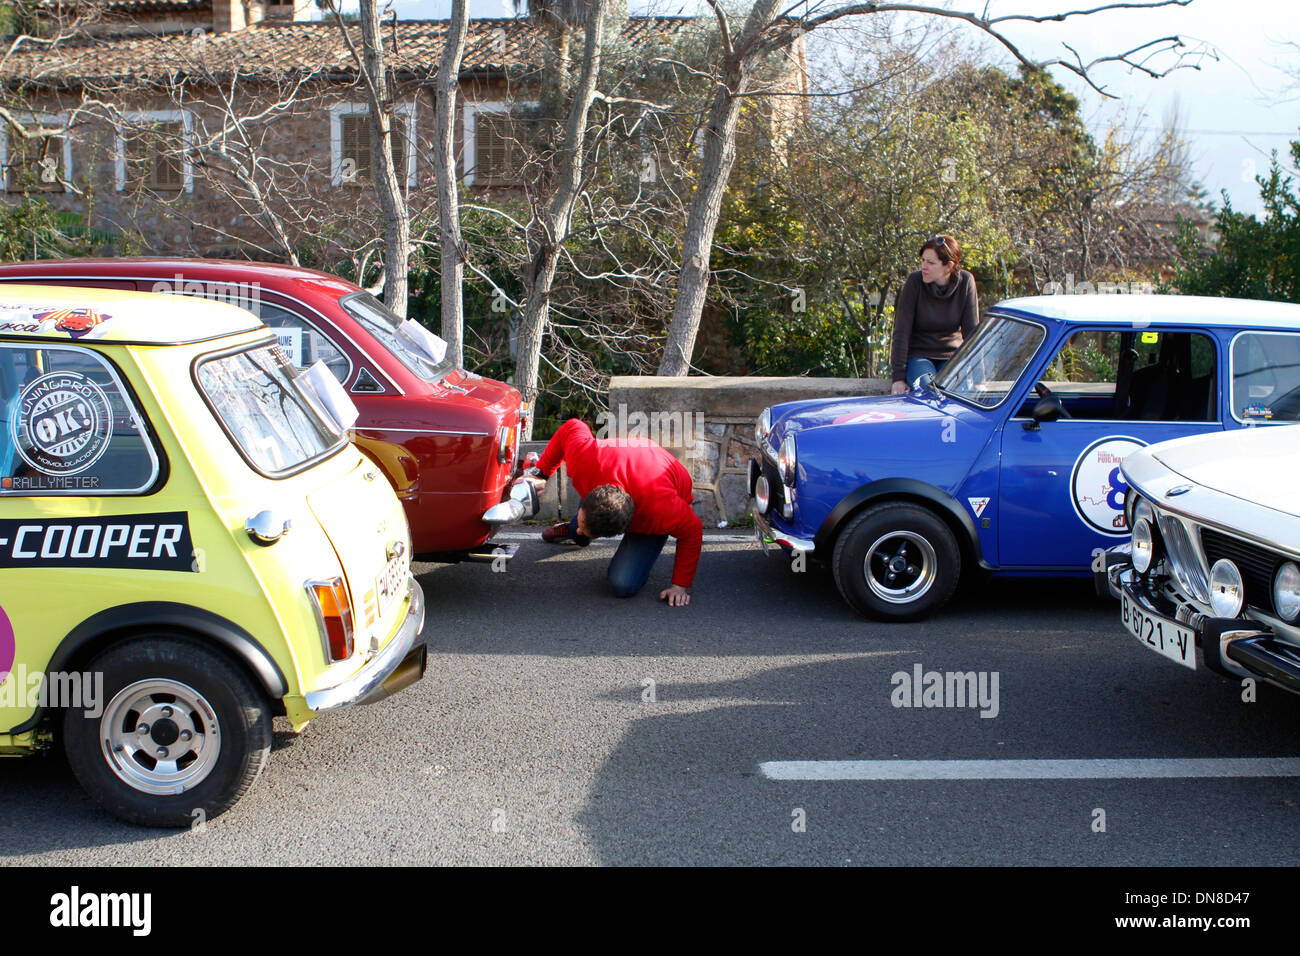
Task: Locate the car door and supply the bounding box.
[998,326,1222,569]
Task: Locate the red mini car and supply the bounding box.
[0,258,527,560]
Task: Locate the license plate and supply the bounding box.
[375,554,406,620]
[754,524,769,554]
[1122,591,1196,670]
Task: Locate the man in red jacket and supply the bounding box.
[523,418,702,607]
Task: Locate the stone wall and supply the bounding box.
[590,376,889,526]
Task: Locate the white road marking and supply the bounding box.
[759,758,1300,780]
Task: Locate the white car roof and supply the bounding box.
[995,294,1300,329]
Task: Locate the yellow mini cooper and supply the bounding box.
[0,287,426,826]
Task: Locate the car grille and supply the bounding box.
[1156,511,1210,603]
[1201,528,1284,616]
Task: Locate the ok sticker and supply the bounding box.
[12,371,114,476]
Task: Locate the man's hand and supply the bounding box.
[659,584,691,607]
[522,475,547,496]
[891,380,908,395]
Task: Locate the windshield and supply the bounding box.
[196,342,345,477]
[934,314,1046,408]
[341,292,456,383]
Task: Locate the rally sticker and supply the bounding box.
[11,370,114,476]
[1070,437,1147,535]
[0,513,196,572]
[832,409,908,425]
[37,308,111,339]
[967,496,990,518]
[0,305,112,339]
[0,604,13,684]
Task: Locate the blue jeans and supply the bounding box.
[567,511,668,598]
[905,355,948,388]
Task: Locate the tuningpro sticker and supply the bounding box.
[0,604,12,683]
[1070,436,1147,535]
[11,370,114,476]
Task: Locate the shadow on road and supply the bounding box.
[570,646,1300,865]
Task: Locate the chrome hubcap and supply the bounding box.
[864,531,938,604]
[100,679,220,795]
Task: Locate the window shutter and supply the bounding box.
[391,115,408,187]
[6,131,64,192]
[150,122,185,190]
[476,114,510,184]
[124,121,184,191]
[341,112,371,182]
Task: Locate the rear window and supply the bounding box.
[341,292,455,383]
[195,342,345,477]
[1231,332,1300,422]
[1,342,159,496]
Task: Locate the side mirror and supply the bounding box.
[913,371,935,392]
[1023,394,1065,431]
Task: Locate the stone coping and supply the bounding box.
[608,375,889,418]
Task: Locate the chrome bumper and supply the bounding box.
[1105,556,1300,695]
[305,577,427,713]
[482,479,540,527]
[753,507,814,554]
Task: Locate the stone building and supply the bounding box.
[1,2,808,259]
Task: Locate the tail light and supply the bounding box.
[498,425,518,464]
[307,577,355,662]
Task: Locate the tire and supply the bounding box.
[63,635,271,828]
[832,502,961,621]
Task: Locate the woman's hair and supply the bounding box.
[918,234,962,271]
[583,484,635,538]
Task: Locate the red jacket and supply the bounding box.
[537,418,703,588]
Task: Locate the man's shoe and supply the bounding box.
[541,522,572,544]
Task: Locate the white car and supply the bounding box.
[1100,425,1300,694]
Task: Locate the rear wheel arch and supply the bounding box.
[7,604,287,736]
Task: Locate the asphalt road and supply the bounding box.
[5,531,1300,866]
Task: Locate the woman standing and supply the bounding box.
[889,235,980,395]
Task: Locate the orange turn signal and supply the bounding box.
[307,577,355,663]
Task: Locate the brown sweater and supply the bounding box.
[890,269,980,383]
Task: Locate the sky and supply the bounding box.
[345,0,1299,216]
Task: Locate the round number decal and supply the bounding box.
[11,371,114,476]
[1070,437,1147,535]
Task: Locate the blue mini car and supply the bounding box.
[750,295,1300,620]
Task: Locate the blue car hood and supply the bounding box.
[771,392,951,438]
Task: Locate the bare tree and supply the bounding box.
[513,0,610,438]
[657,0,1207,375]
[432,0,471,366]
[327,0,412,316]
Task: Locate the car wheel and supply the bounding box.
[63,635,271,828]
[832,503,961,621]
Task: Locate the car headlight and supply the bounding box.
[1209,559,1244,618]
[778,434,797,486]
[754,476,770,515]
[1274,563,1300,622]
[1131,518,1157,573]
[756,408,772,446]
[1132,496,1154,533]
